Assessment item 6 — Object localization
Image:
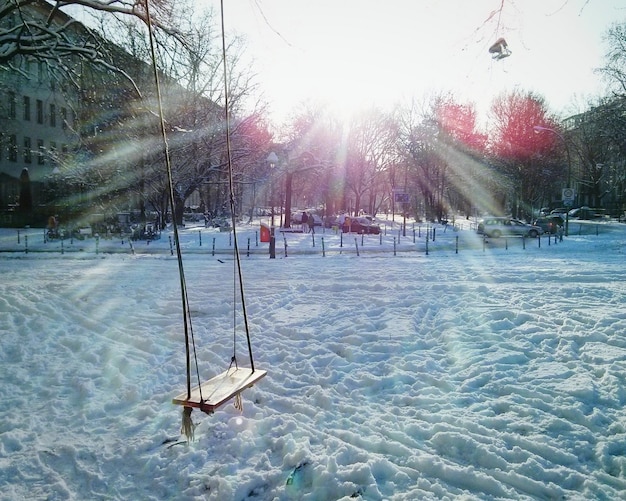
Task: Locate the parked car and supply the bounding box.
[291,211,322,227]
[537,207,551,217]
[568,206,597,220]
[324,215,339,228]
[328,213,351,229]
[550,208,569,218]
[342,216,381,234]
[309,214,323,227]
[183,208,204,222]
[532,215,564,234]
[477,217,544,238]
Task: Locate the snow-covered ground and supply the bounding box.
[1,218,626,500]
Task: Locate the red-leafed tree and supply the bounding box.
[436,100,487,154]
[489,90,563,219]
[401,95,492,222]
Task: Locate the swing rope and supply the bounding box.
[145,0,259,440]
[144,0,202,440]
[220,0,256,374]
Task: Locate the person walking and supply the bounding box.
[301,211,309,233]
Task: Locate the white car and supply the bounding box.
[477,217,544,238]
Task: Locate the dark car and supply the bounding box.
[342,216,381,234]
[532,215,564,234]
[550,208,569,218]
[568,206,597,220]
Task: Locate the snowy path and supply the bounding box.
[1,224,626,499]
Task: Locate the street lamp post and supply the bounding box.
[267,152,278,227]
[533,125,572,236]
[266,152,278,259]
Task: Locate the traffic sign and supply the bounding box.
[394,193,409,203]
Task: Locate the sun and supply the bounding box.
[263,58,397,127]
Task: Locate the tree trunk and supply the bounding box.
[283,172,294,228]
[174,193,185,226]
[19,168,33,214]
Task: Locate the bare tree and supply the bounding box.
[565,98,626,211]
[400,95,489,222]
[22,0,269,226]
[338,108,400,217]
[599,21,626,98]
[0,0,181,89]
[595,21,626,214]
[274,106,339,227]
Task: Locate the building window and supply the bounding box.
[38,61,45,83]
[50,103,56,127]
[9,135,17,162]
[37,99,43,124]
[8,92,16,119]
[23,96,30,121]
[37,139,45,165]
[61,107,67,130]
[24,137,32,163]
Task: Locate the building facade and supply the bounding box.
[0,1,80,224]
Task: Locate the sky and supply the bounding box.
[205,0,626,124]
[2,217,626,499]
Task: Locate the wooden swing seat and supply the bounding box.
[172,367,267,414]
